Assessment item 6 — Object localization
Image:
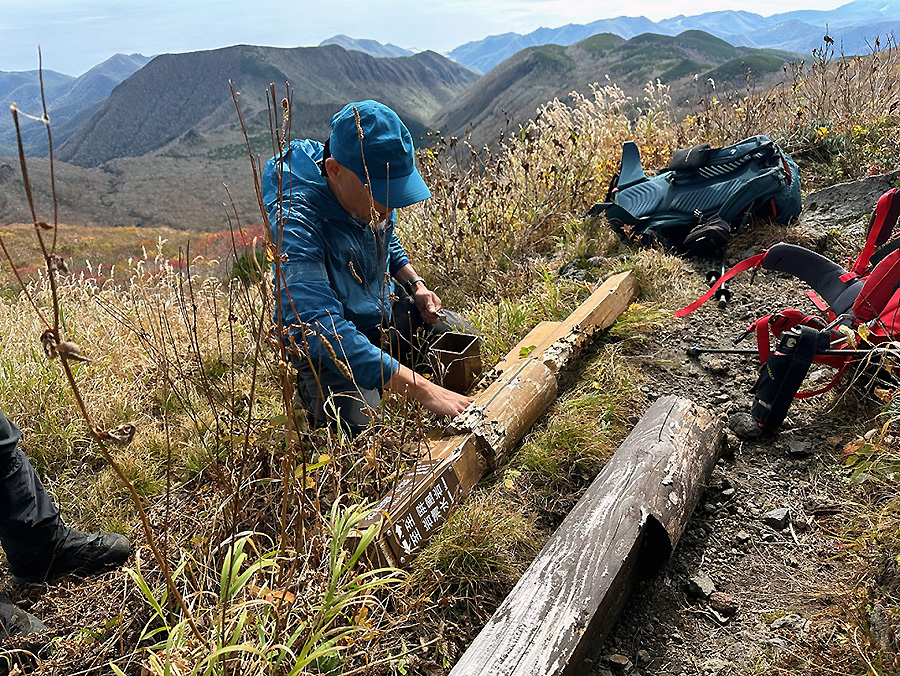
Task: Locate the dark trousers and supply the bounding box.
[0,410,61,575]
[294,293,473,437]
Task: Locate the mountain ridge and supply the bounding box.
[435,30,797,148]
[57,44,478,167]
[449,0,900,73]
[319,35,414,58]
[0,53,150,156]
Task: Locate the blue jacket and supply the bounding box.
[262,139,411,390]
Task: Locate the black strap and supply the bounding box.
[751,325,829,432]
[667,143,712,171]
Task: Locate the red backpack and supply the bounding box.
[677,188,900,433]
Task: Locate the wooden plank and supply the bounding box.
[364,271,640,566]
[535,270,639,372]
[448,396,723,676]
[492,321,561,375]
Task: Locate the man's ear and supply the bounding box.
[324,157,341,180]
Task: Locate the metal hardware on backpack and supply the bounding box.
[678,188,900,435]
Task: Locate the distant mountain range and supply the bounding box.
[0,54,150,156]
[0,0,897,230]
[56,44,477,167]
[318,35,414,59]
[450,0,900,72]
[436,31,797,148]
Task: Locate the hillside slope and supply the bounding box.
[57,45,479,167]
[0,54,150,156]
[449,17,657,74]
[434,31,795,148]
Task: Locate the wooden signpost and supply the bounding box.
[447,396,724,676]
[359,271,640,567]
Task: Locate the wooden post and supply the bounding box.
[363,433,484,567]
[490,321,561,375]
[451,357,558,466]
[360,271,640,566]
[533,270,639,372]
[448,396,723,676]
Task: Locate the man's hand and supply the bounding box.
[413,285,442,324]
[386,364,475,418]
[417,380,475,417]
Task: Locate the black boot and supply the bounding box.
[0,593,46,638]
[0,411,130,584]
[11,526,131,585]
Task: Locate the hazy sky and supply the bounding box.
[1,0,850,76]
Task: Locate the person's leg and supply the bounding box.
[0,410,130,585]
[293,357,381,438]
[0,411,62,572]
[291,292,479,436]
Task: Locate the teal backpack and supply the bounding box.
[591,136,802,256]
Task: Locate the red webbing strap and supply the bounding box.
[795,362,849,399]
[852,188,900,275]
[755,316,772,364]
[806,290,829,312]
[675,253,766,318]
[758,310,828,364]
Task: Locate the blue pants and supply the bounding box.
[0,410,61,576]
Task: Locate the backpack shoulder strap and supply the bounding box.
[852,188,900,275]
[751,324,829,432]
[761,242,864,316]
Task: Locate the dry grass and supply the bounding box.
[399,81,680,303]
[682,38,900,187]
[2,36,900,675]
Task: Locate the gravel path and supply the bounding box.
[592,173,900,676]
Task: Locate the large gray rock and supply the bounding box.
[761,507,790,530]
[799,170,900,242]
[686,574,717,598]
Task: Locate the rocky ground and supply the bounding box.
[591,173,900,676]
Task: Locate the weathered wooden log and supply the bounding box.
[491,321,561,375]
[451,357,558,466]
[362,271,639,566]
[448,396,723,676]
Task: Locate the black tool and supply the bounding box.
[705,263,733,309]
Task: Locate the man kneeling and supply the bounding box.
[262,100,474,435]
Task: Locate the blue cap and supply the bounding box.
[329,100,431,209]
